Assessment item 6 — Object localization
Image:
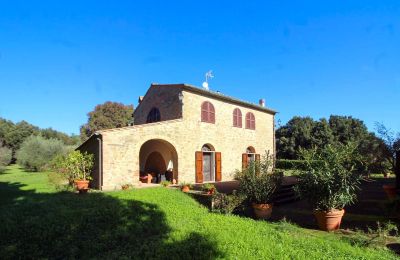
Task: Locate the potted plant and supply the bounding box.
[295,144,363,231]
[180,182,192,193]
[235,153,283,220]
[63,151,94,194]
[202,183,217,195]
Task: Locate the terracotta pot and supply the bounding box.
[314,209,345,231]
[75,180,89,193]
[383,185,397,200]
[181,185,190,193]
[252,203,273,220]
[206,188,215,195]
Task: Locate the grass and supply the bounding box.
[0,165,398,259]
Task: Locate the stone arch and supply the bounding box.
[139,139,179,183]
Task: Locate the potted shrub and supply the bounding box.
[180,182,192,193]
[295,144,363,231]
[63,151,94,194]
[202,183,217,195]
[235,153,283,220]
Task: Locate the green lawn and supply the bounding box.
[0,165,398,259]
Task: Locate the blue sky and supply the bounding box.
[0,1,399,135]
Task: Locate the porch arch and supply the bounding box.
[139,139,178,183]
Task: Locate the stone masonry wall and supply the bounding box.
[134,85,183,125]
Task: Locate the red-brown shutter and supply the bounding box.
[215,152,222,181]
[195,151,203,183]
[242,153,248,170]
[255,154,261,175]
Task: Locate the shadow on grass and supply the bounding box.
[0,182,223,259]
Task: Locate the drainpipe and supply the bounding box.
[95,133,102,190]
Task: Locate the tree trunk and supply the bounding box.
[396,151,400,192]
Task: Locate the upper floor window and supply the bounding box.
[201,101,215,124]
[233,108,242,128]
[147,107,161,123]
[245,112,256,130]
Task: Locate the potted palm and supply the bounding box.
[63,151,94,194]
[295,144,363,231]
[235,153,283,220]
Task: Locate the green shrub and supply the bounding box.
[235,153,283,204]
[294,144,363,211]
[0,146,12,172]
[16,135,72,171]
[202,183,217,193]
[53,151,94,184]
[160,181,171,187]
[212,191,245,214]
[276,159,323,170]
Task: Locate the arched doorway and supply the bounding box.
[139,139,178,183]
[195,144,221,183]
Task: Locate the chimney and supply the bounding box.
[138,96,144,103]
[259,99,265,107]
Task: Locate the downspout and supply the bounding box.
[95,133,102,190]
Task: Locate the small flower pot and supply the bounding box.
[383,185,397,200]
[314,209,345,231]
[75,180,89,194]
[206,188,215,195]
[252,203,273,220]
[181,185,190,193]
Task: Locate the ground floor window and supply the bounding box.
[242,146,260,171]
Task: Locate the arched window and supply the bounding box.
[147,107,161,123]
[245,112,255,130]
[246,146,255,154]
[202,144,215,152]
[201,101,215,124]
[233,108,242,128]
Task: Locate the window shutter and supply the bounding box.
[195,151,203,183]
[215,152,222,181]
[255,154,261,175]
[242,153,248,170]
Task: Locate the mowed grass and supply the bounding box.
[0,166,398,259]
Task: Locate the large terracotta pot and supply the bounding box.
[74,180,89,193]
[314,209,345,231]
[252,203,273,220]
[383,185,397,200]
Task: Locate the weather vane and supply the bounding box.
[202,70,214,90]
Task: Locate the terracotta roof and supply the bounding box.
[151,83,277,115]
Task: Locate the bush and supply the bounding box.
[212,191,246,214]
[160,181,171,187]
[0,146,12,172]
[294,144,363,211]
[16,135,72,171]
[276,159,323,170]
[235,153,283,204]
[52,151,94,184]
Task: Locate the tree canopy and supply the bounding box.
[0,117,79,160]
[80,101,134,140]
[276,115,390,173]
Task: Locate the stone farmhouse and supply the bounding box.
[78,83,277,190]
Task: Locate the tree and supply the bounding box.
[276,117,316,159]
[329,115,368,144]
[80,101,134,140]
[375,122,400,173]
[0,145,12,172]
[16,135,72,171]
